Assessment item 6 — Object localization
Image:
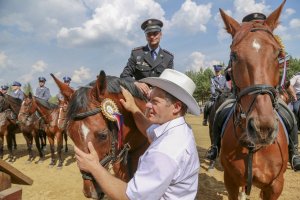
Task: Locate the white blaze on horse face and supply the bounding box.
[252,39,261,52]
[81,123,90,140]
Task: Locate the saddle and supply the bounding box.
[214,97,296,140]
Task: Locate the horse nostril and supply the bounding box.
[247,118,256,136]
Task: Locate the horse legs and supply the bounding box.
[224,171,239,200]
[39,130,47,151]
[56,131,64,169]
[48,136,56,167]
[0,135,4,159]
[22,132,34,162]
[260,176,284,200]
[63,130,68,152]
[6,132,15,162]
[33,131,44,162]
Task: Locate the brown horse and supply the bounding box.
[0,93,21,161]
[219,1,289,199]
[51,71,149,199]
[18,93,64,168]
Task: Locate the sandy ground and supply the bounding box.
[1,114,299,200]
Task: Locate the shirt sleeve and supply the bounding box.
[126,151,178,200]
[290,75,300,86]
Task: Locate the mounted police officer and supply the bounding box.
[10,81,24,101]
[120,18,174,95]
[202,64,229,126]
[205,12,300,172]
[35,77,51,101]
[0,85,9,94]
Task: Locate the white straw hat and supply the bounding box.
[141,69,200,115]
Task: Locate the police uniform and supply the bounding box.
[210,74,228,96]
[35,77,51,101]
[120,18,174,81]
[120,46,174,81]
[10,81,24,100]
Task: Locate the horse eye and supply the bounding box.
[96,130,108,141]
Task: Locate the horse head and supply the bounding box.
[52,71,148,199]
[220,0,286,146]
[18,92,37,124]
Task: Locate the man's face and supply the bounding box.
[215,70,221,76]
[39,81,45,87]
[64,81,70,86]
[145,87,175,124]
[1,90,7,94]
[145,31,162,48]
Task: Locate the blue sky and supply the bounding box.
[0,0,299,95]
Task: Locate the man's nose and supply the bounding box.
[146,102,153,109]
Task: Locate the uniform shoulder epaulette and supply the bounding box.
[132,46,143,51]
[162,49,174,57]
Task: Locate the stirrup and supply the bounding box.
[205,145,219,160]
[291,154,300,172]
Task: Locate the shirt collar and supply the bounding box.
[153,117,186,139]
[148,45,160,54]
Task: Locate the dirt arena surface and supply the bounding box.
[2,114,300,199]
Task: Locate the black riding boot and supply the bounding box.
[202,104,209,126]
[289,125,300,171]
[206,125,221,160]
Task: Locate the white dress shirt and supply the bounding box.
[290,74,300,94]
[126,117,200,200]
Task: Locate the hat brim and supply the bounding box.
[144,28,161,34]
[141,77,200,116]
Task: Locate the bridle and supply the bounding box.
[70,100,131,181]
[228,23,284,195]
[229,23,281,129]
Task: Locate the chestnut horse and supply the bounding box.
[51,72,149,199]
[0,93,21,161]
[18,93,64,168]
[219,1,289,199]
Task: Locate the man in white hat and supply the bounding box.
[75,69,200,200]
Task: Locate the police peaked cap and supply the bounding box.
[12,81,21,86]
[141,19,163,33]
[38,76,46,82]
[63,76,71,82]
[242,13,266,22]
[213,65,223,71]
[1,85,9,90]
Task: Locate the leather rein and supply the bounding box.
[229,24,284,195]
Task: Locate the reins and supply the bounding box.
[229,23,286,195]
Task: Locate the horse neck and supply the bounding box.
[35,101,56,123]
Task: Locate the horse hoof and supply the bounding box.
[48,164,55,168]
[57,165,63,170]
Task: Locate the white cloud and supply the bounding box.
[170,0,212,34]
[233,0,270,21]
[0,51,8,69]
[72,66,92,83]
[290,18,300,29]
[57,0,165,47]
[32,60,47,72]
[285,8,295,17]
[187,51,221,71]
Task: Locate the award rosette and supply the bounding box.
[100,98,120,121]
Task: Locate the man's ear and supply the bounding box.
[173,101,183,115]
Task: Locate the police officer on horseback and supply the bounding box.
[10,81,24,101]
[35,77,51,101]
[206,12,300,172]
[202,64,229,126]
[0,85,9,94]
[120,18,174,95]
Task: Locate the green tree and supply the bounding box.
[23,83,33,95]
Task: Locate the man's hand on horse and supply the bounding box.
[74,142,101,174]
[134,81,151,95]
[120,86,140,113]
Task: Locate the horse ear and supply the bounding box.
[265,0,286,31]
[93,70,107,100]
[50,73,74,102]
[219,8,241,37]
[28,92,32,99]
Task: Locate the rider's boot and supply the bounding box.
[289,125,300,171]
[206,127,221,160]
[202,104,209,126]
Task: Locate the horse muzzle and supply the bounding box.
[246,115,279,146]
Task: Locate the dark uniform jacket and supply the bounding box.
[120,45,174,81]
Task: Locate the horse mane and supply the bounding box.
[5,94,22,114]
[35,97,59,109]
[66,76,146,120]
